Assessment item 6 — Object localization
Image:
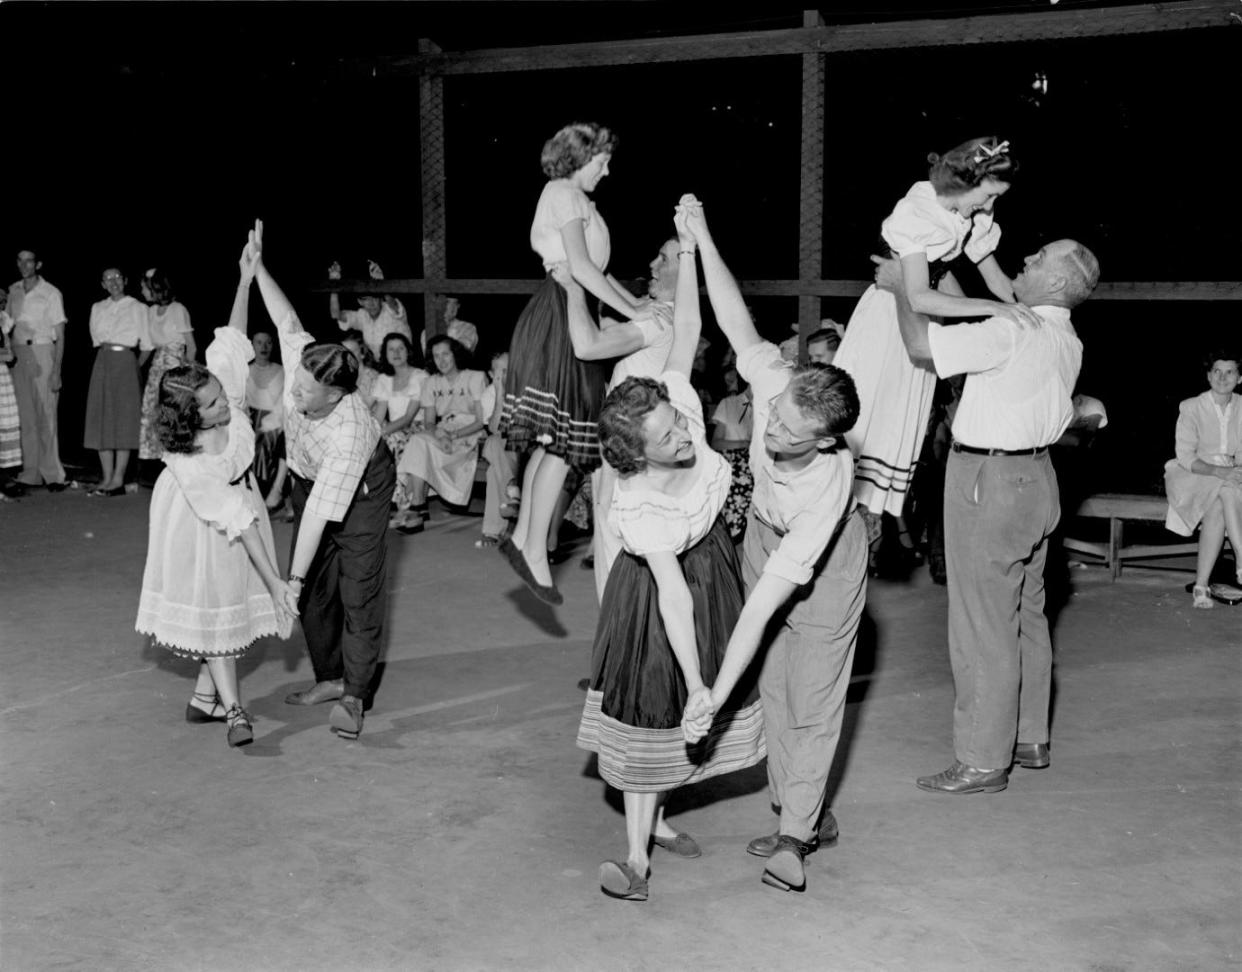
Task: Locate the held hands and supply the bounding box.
[239,219,264,281]
[328,261,342,282]
[368,260,384,281]
[676,194,710,248]
[681,685,716,744]
[273,579,301,637]
[673,194,699,249]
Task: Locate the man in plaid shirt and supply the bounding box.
[248,223,396,739]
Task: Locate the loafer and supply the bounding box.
[1013,742,1050,769]
[916,760,1008,794]
[284,679,344,706]
[746,810,838,858]
[761,836,806,893]
[652,832,701,858]
[599,860,648,901]
[329,694,364,739]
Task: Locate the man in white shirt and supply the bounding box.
[679,202,866,895]
[7,249,68,489]
[875,238,1100,794]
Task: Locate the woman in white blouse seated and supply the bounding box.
[573,209,763,903]
[1165,351,1242,608]
[391,335,487,533]
[371,332,428,501]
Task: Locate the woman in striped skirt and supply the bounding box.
[572,211,763,903]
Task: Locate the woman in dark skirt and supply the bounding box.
[498,121,653,605]
[85,268,150,496]
[573,212,764,902]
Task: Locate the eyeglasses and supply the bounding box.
[102,274,123,283]
[766,395,822,446]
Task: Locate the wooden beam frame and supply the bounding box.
[394,2,1232,76]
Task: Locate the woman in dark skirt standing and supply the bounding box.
[574,201,764,902]
[499,122,651,604]
[85,268,150,495]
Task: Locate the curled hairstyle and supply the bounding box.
[807,327,841,352]
[426,334,470,371]
[928,136,1018,196]
[541,122,619,179]
[788,364,860,438]
[378,332,420,374]
[302,342,359,393]
[144,267,175,305]
[156,363,214,455]
[598,377,670,476]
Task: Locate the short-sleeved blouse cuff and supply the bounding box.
[168,460,257,540]
[763,549,813,586]
[546,180,591,228]
[631,315,668,349]
[205,328,255,407]
[614,513,682,557]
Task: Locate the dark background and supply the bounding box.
[3,0,1238,491]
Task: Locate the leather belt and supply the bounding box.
[20,339,56,346]
[952,443,1048,457]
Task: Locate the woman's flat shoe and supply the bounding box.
[652,832,702,859]
[225,705,254,747]
[599,861,648,901]
[185,701,227,724]
[1192,585,1214,609]
[497,537,562,605]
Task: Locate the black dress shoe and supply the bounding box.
[45,482,68,493]
[1013,742,1050,769]
[916,761,1008,794]
[747,810,838,858]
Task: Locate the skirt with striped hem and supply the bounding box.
[500,276,607,472]
[84,346,141,450]
[576,516,765,792]
[0,365,20,467]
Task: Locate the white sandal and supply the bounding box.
[1192,585,1214,610]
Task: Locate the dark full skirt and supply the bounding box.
[500,276,608,472]
[84,347,141,450]
[576,516,765,792]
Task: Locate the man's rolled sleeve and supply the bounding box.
[736,340,790,405]
[927,318,1014,379]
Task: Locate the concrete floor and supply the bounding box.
[1,486,1239,972]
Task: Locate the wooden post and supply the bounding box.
[797,9,826,360]
[419,38,447,338]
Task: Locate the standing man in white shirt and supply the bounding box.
[874,238,1100,795]
[7,249,68,490]
[679,201,866,895]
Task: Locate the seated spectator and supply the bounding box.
[710,363,753,542]
[443,297,479,359]
[392,335,488,533]
[371,332,429,500]
[477,350,517,548]
[1165,351,1242,608]
[246,329,288,512]
[340,329,379,409]
[780,318,842,364]
[328,259,414,359]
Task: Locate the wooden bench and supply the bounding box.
[1062,492,1225,581]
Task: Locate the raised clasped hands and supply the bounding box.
[327,261,342,282]
[681,685,716,744]
[367,259,384,281]
[239,219,264,281]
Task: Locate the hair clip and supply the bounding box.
[972,140,1010,164]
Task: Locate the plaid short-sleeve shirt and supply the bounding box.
[278,312,382,522]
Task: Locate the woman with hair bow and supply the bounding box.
[833,136,1039,552]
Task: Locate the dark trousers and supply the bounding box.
[290,443,396,701]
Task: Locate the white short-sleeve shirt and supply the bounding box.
[928,305,1082,450]
[606,304,674,391]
